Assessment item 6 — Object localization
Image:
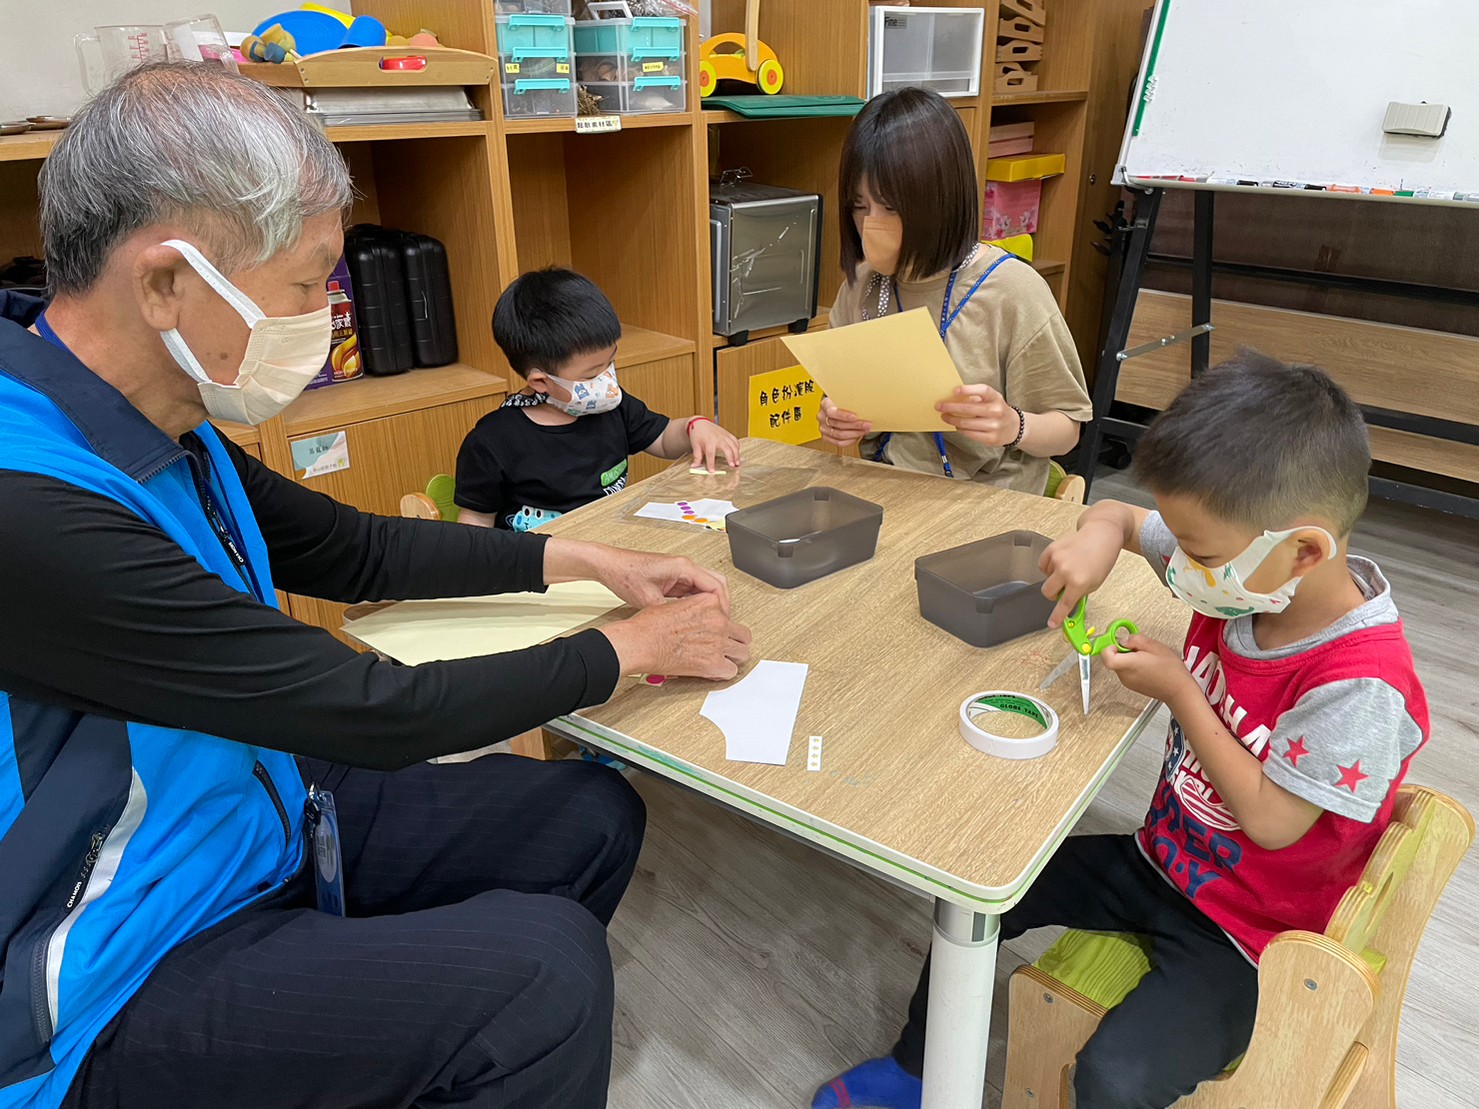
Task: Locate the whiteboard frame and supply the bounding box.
[1113,0,1479,211]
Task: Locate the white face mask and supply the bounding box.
[543,363,621,417]
[159,239,331,426]
[1166,526,1337,619]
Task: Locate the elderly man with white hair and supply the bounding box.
[0,64,750,1109]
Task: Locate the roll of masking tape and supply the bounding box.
[958,691,1060,760]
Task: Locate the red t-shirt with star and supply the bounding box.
[1136,529,1429,960]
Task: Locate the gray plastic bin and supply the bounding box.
[915,530,1056,647]
[726,487,883,589]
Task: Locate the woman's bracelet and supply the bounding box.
[1008,405,1027,449]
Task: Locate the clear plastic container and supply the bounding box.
[578,74,685,114]
[726,487,884,589]
[495,0,574,13]
[497,14,577,118]
[867,6,985,98]
[573,15,685,114]
[915,530,1056,647]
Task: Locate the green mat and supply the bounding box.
[702,94,865,119]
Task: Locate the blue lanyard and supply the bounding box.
[33,312,263,601]
[874,252,1017,476]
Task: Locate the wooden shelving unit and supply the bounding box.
[0,0,1146,640]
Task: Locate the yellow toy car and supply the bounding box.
[698,31,783,97]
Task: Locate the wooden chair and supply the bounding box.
[1001,784,1474,1109]
[398,474,572,762]
[1046,460,1087,505]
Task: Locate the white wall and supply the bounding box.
[0,0,351,119]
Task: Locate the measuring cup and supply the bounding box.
[165,15,240,73]
[75,25,171,95]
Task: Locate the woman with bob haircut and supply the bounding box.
[818,87,1093,494]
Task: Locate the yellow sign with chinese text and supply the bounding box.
[748,365,824,445]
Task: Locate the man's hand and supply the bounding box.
[936,384,1018,446]
[1100,634,1195,704]
[601,593,753,680]
[1038,517,1125,627]
[818,396,872,448]
[545,540,731,614]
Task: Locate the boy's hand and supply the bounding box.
[690,420,741,473]
[1039,517,1125,627]
[936,384,1018,446]
[1100,634,1194,704]
[819,396,871,448]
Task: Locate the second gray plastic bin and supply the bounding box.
[915,530,1056,647]
[726,487,883,589]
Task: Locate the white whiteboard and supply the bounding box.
[1117,0,1479,204]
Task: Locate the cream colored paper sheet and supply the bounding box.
[342,582,626,665]
[780,308,963,432]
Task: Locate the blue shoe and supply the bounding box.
[578,746,628,772]
[811,1057,922,1109]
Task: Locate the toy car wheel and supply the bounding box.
[698,59,718,98]
[757,57,784,94]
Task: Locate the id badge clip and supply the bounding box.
[305,784,346,916]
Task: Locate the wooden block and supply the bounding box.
[999,16,1045,43]
[1000,0,1046,27]
[997,39,1044,63]
[995,63,1040,94]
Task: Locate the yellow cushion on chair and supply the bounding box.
[1034,930,1153,1010]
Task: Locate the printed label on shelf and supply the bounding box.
[291,431,351,479]
[575,115,623,134]
[748,364,823,446]
[505,62,519,73]
[808,735,823,772]
[643,61,665,73]
[557,62,570,74]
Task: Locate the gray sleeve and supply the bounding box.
[1138,511,1177,585]
[1262,678,1424,821]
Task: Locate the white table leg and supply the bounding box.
[920,898,1000,1109]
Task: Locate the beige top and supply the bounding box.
[829,244,1093,494]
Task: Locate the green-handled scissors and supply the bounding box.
[1040,596,1139,715]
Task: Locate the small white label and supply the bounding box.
[807,735,823,772]
[292,430,350,479]
[575,115,622,134]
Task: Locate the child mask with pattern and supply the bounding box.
[1166,526,1337,619]
[541,363,622,417]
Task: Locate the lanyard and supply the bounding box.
[33,312,262,601]
[872,251,1018,476]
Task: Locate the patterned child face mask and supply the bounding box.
[1166,526,1337,619]
[542,363,621,417]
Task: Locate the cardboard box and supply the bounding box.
[983,179,1043,239]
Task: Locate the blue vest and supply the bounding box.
[0,293,305,1108]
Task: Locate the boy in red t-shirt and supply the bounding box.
[814,352,1428,1109]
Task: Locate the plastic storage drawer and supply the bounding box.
[574,15,685,114]
[495,0,573,14]
[497,14,576,118]
[868,6,984,98]
[726,487,883,589]
[579,74,685,114]
[915,530,1056,647]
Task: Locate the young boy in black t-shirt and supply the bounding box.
[455,268,741,531]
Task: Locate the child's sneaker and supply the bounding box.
[578,746,628,772]
[811,1057,922,1108]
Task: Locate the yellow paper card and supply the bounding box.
[342,582,626,666]
[747,365,824,444]
[780,309,962,432]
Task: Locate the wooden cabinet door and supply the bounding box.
[284,397,493,642]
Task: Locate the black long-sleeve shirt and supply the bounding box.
[0,435,621,770]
